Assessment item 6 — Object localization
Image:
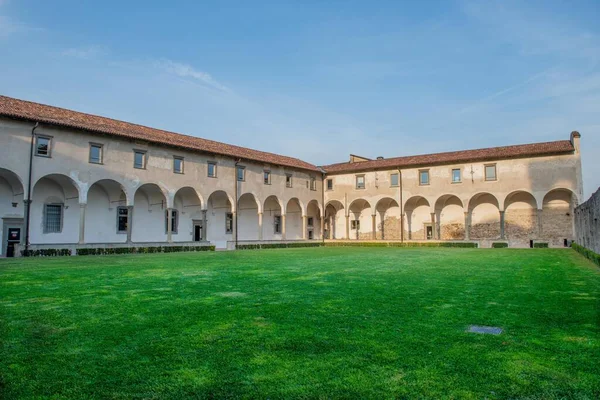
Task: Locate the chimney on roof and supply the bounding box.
[570,131,581,153]
[376,156,384,160]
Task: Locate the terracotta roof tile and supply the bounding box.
[0,95,320,172]
[322,140,575,174]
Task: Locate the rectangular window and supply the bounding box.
[35,136,51,157]
[307,217,314,227]
[310,177,317,191]
[326,179,333,191]
[390,173,399,187]
[225,212,233,234]
[274,215,282,234]
[264,170,271,185]
[165,210,178,233]
[419,170,430,186]
[351,220,360,230]
[173,157,184,174]
[89,143,103,164]
[134,150,146,169]
[356,175,365,189]
[117,207,128,233]
[207,162,217,178]
[237,166,245,181]
[452,168,461,183]
[485,164,497,181]
[44,204,62,233]
[286,174,293,188]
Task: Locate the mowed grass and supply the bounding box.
[1,248,599,399]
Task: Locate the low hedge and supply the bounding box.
[572,242,600,266]
[77,245,215,256]
[237,242,323,250]
[324,242,478,248]
[21,248,72,257]
[533,242,549,248]
[492,242,509,248]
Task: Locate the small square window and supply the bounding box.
[419,170,430,186]
[173,157,184,174]
[485,164,497,181]
[286,174,293,188]
[237,166,245,181]
[264,170,271,185]
[452,168,461,183]
[326,179,333,191]
[44,204,62,233]
[274,215,282,234]
[225,212,233,234]
[356,175,365,189]
[310,177,317,191]
[207,162,217,178]
[165,209,179,233]
[89,143,103,164]
[307,217,314,227]
[134,150,146,169]
[117,207,128,233]
[35,136,51,157]
[390,173,399,187]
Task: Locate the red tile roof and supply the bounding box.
[0,95,320,172]
[323,140,575,174]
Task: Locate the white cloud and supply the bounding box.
[154,59,230,92]
[61,45,107,60]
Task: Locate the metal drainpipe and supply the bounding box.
[234,159,240,249]
[24,122,39,256]
[398,167,404,243]
[321,170,326,244]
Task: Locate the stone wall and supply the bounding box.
[575,188,600,254]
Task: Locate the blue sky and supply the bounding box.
[1,0,599,198]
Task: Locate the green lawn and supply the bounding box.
[1,248,599,399]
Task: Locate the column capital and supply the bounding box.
[79,203,87,208]
[23,199,32,205]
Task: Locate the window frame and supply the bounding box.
[451,168,462,184]
[310,176,317,191]
[390,173,399,187]
[485,164,497,181]
[133,149,147,170]
[35,135,53,158]
[116,206,128,234]
[207,161,217,178]
[225,212,233,234]
[274,215,282,234]
[43,203,63,233]
[89,142,103,164]
[326,178,333,191]
[285,174,293,188]
[351,220,360,230]
[173,156,184,174]
[237,165,246,182]
[165,209,179,234]
[307,217,314,227]
[355,174,366,190]
[264,170,271,185]
[419,169,430,186]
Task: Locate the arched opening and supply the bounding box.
[31,174,80,244]
[404,196,431,240]
[264,195,283,240]
[504,191,537,247]
[238,193,260,241]
[285,198,304,240]
[132,183,168,243]
[435,195,464,240]
[375,198,400,240]
[468,193,500,240]
[0,168,25,256]
[173,187,204,242]
[542,188,575,247]
[348,199,371,240]
[324,200,344,239]
[85,179,128,244]
[206,190,233,249]
[306,199,322,240]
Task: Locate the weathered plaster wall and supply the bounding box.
[575,188,600,254]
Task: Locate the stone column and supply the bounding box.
[231,211,237,242]
[258,212,263,240]
[202,210,207,241]
[23,199,31,246]
[320,215,324,240]
[537,209,543,238]
[372,214,377,240]
[345,215,350,239]
[430,213,436,240]
[79,203,86,244]
[464,212,470,241]
[167,208,173,243]
[499,210,505,240]
[302,215,307,240]
[281,214,286,240]
[401,213,405,242]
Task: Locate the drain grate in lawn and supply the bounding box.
[468,325,503,335]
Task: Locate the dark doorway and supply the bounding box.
[6,228,21,258]
[308,230,314,240]
[194,223,203,242]
[530,240,534,248]
[426,225,433,240]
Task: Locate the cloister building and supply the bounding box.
[0,95,583,256]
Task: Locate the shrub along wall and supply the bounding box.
[22,245,215,257]
[572,242,600,267]
[575,187,600,254]
[324,242,478,248]
[237,243,323,250]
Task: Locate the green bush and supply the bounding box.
[572,242,600,266]
[492,242,509,248]
[324,242,478,248]
[237,242,323,250]
[533,242,549,248]
[21,248,72,257]
[75,245,214,256]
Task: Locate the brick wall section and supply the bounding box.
[575,188,600,254]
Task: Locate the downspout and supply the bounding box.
[234,158,241,249]
[398,167,404,243]
[24,122,39,255]
[320,168,326,244]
